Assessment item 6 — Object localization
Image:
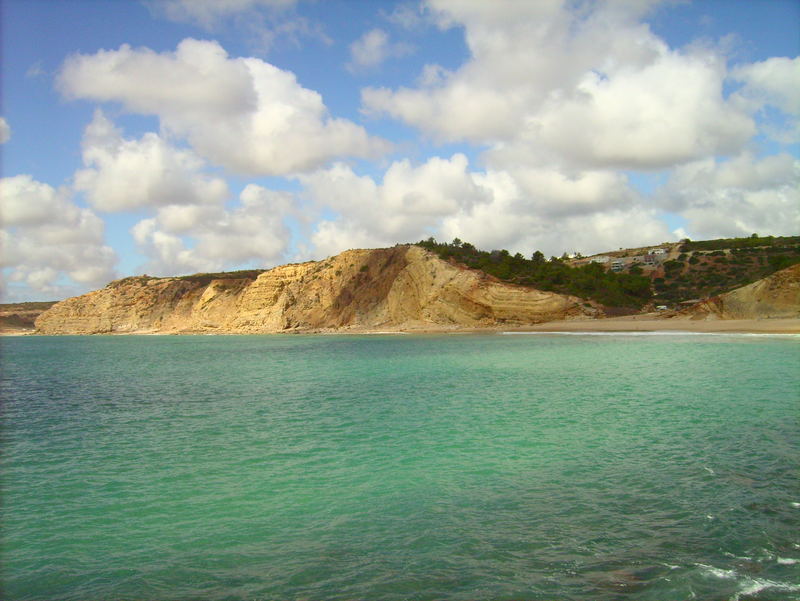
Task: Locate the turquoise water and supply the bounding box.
[2,333,799,600]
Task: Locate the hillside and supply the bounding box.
[653,236,800,304]
[35,246,595,335]
[569,235,800,307]
[416,238,652,310]
[678,263,800,320]
[0,301,58,334]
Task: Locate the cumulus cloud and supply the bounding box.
[58,39,389,175]
[67,113,294,276]
[300,153,669,259]
[347,29,413,72]
[0,175,117,299]
[131,184,293,276]
[533,51,754,169]
[435,168,671,257]
[0,117,9,144]
[74,111,229,211]
[301,154,492,256]
[731,56,800,143]
[732,56,800,115]
[362,1,755,169]
[657,153,800,239]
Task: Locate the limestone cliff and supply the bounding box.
[0,302,57,334]
[679,263,800,320]
[35,246,596,334]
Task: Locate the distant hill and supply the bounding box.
[567,235,800,307]
[416,238,652,310]
[0,301,58,333]
[655,236,800,304]
[679,263,800,320]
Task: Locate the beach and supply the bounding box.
[354,316,800,335]
[506,316,800,334]
[4,317,800,336]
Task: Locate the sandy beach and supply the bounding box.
[503,316,800,334]
[4,317,799,336]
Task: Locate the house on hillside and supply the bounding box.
[590,255,611,264]
[650,248,667,255]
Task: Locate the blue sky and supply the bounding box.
[1,0,798,301]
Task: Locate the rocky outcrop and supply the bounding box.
[0,302,57,334]
[679,263,800,320]
[35,246,597,334]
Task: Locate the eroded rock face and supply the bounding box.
[35,246,595,334]
[681,263,800,320]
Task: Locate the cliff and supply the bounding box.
[679,263,800,320]
[0,302,57,334]
[35,246,597,334]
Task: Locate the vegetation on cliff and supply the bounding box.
[653,236,800,303]
[35,246,590,334]
[109,269,268,288]
[0,301,58,332]
[679,234,800,252]
[416,238,652,308]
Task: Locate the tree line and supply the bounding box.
[416,238,652,308]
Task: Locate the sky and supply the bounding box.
[1,0,798,302]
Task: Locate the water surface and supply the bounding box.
[2,333,799,600]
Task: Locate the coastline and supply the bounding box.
[501,317,800,335]
[6,317,799,336]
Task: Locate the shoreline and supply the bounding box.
[500,317,800,335]
[4,317,799,337]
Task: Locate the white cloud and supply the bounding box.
[66,112,293,278]
[348,29,413,72]
[301,154,492,256]
[435,168,671,257]
[149,0,328,55]
[732,56,800,116]
[1,175,67,227]
[385,3,431,30]
[0,175,117,299]
[362,1,755,169]
[657,153,800,239]
[150,0,296,28]
[59,39,390,175]
[533,51,754,169]
[299,153,668,259]
[0,117,10,144]
[442,202,672,259]
[731,56,800,143]
[74,111,229,211]
[131,184,293,276]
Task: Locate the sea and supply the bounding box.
[2,332,799,601]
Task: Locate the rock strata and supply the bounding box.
[679,263,800,320]
[35,246,596,334]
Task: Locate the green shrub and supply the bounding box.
[415,238,652,308]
